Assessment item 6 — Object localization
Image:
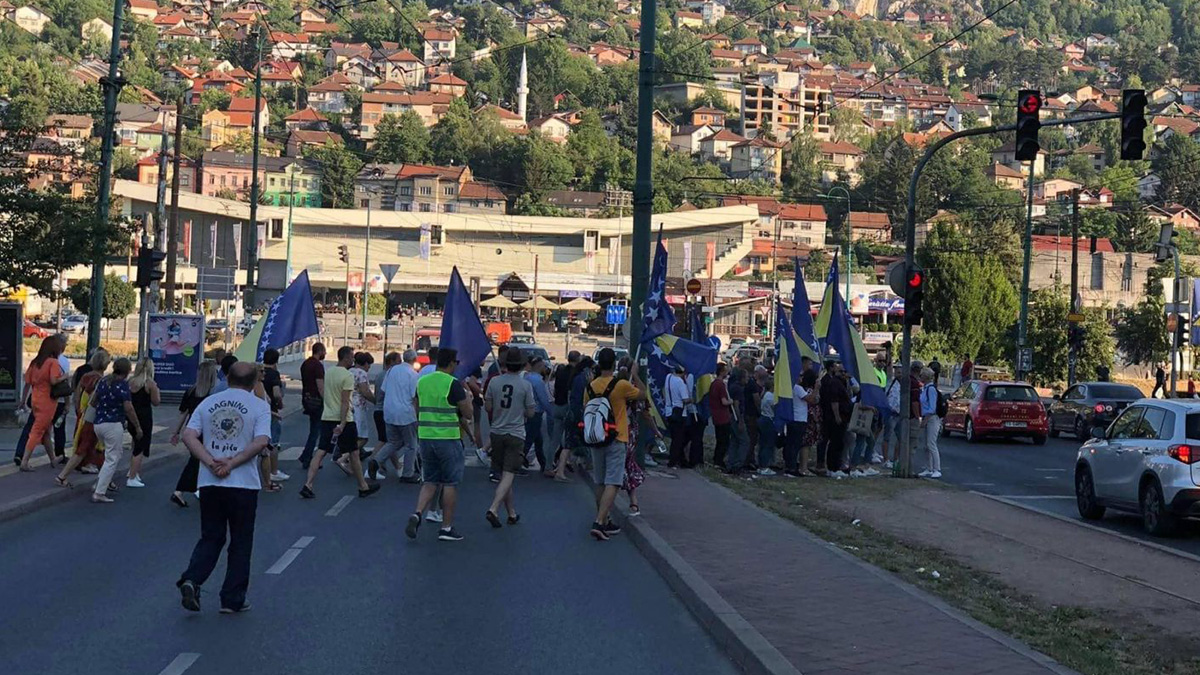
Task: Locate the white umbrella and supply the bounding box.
[560,297,601,311]
[520,296,561,310]
[480,295,519,309]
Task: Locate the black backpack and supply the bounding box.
[935,388,949,418]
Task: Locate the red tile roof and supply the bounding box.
[1031,235,1114,253]
[778,203,827,221]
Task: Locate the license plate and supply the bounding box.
[1003,421,1027,428]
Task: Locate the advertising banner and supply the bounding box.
[0,303,21,404]
[147,314,204,394]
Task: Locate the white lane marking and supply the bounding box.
[265,548,303,575]
[157,653,200,675]
[962,483,996,487]
[995,495,1075,500]
[293,536,315,549]
[279,446,303,461]
[324,496,354,517]
[1036,468,1067,472]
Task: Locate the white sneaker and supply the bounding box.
[126,476,145,488]
[757,468,777,476]
[644,456,659,467]
[863,468,881,477]
[831,471,848,479]
[475,447,489,465]
[870,455,883,464]
[918,470,933,478]
[425,510,443,523]
[929,471,942,479]
[884,461,895,469]
[270,471,290,482]
[849,469,865,477]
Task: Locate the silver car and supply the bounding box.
[1075,399,1200,536]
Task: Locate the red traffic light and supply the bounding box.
[1019,93,1041,114]
[907,271,923,287]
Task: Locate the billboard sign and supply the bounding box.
[147,314,204,393]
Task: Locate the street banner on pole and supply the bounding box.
[682,240,692,274]
[0,303,22,405]
[232,222,242,267]
[347,271,364,293]
[419,223,432,260]
[209,221,217,267]
[182,219,192,264]
[147,314,204,394]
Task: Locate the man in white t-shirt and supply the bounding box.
[177,362,272,614]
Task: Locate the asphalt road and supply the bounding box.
[935,430,1200,557]
[0,414,736,675]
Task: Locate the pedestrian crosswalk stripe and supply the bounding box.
[157,653,200,675]
[279,446,303,461]
[325,495,354,517]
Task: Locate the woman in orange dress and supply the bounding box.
[19,336,67,472]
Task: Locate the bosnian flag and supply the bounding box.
[234,270,320,362]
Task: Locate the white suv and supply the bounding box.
[1075,399,1200,536]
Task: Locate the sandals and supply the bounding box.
[628,504,641,517]
[170,493,189,508]
[507,513,520,525]
[54,475,72,489]
[265,482,282,493]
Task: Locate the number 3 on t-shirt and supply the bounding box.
[500,384,513,409]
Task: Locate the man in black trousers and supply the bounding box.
[177,361,272,613]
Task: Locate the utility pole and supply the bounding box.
[628,0,657,351]
[284,172,296,284]
[1068,188,1081,387]
[88,0,127,355]
[142,125,169,354]
[532,254,540,344]
[343,254,350,344]
[245,26,264,310]
[362,196,371,344]
[165,96,184,309]
[1172,247,1182,397]
[1016,159,1037,380]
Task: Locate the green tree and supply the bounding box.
[429,97,476,167]
[303,142,363,209]
[1152,134,1200,211]
[655,29,712,84]
[1025,287,1070,387]
[782,132,824,200]
[514,132,573,200]
[1115,295,1170,366]
[68,274,137,320]
[374,110,431,164]
[917,220,1019,363]
[1113,207,1156,252]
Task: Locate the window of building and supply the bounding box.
[360,198,370,208]
[430,224,444,245]
[181,173,190,187]
[584,229,600,252]
[444,203,456,213]
[220,175,226,186]
[400,186,411,196]
[800,223,812,231]
[419,186,432,196]
[484,200,494,209]
[758,230,770,237]
[419,203,431,212]
[269,218,284,239]
[443,186,455,196]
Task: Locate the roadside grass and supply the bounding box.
[703,469,1200,675]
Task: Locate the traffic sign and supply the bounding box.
[685,278,702,295]
[379,263,401,284]
[606,302,628,325]
[1067,313,1085,323]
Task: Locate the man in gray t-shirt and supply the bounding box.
[484,349,535,528]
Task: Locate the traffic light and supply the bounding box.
[904,265,924,326]
[1120,89,1147,161]
[337,244,349,264]
[135,247,166,289]
[1177,314,1189,346]
[1069,323,1084,351]
[1015,90,1042,162]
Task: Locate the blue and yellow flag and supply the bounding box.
[234,270,319,362]
[791,260,821,363]
[812,254,840,351]
[823,267,888,410]
[689,305,713,423]
[774,300,805,429]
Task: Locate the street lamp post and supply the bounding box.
[362,197,371,345]
[823,187,852,300]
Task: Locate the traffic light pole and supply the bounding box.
[245,28,264,310]
[627,0,657,352]
[1016,159,1036,379]
[898,111,1121,477]
[1172,247,1181,397]
[1068,188,1081,388]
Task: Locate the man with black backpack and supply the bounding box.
[582,348,643,541]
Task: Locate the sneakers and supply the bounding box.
[366,459,380,480]
[405,512,421,539]
[884,461,895,469]
[438,527,464,542]
[863,467,881,477]
[849,469,866,478]
[299,485,315,499]
[488,472,500,483]
[270,470,290,481]
[918,469,933,478]
[126,476,145,488]
[425,510,443,523]
[603,521,622,536]
[590,522,610,541]
[219,604,252,614]
[830,471,848,479]
[179,580,200,612]
[757,468,777,476]
[486,510,502,528]
[397,475,421,484]
[475,447,489,465]
[358,482,381,498]
[644,456,659,467]
[929,471,943,479]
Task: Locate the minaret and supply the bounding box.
[517,49,529,123]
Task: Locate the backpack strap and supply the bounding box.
[602,377,619,400]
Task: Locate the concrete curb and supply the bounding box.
[580,470,801,675]
[0,448,186,525]
[974,491,1200,565]
[710,479,1081,675]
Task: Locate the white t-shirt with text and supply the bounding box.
[188,387,272,490]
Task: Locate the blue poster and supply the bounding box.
[147,314,203,393]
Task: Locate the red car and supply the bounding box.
[942,380,1049,445]
[23,319,49,339]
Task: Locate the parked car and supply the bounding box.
[942,380,1049,444]
[592,346,629,364]
[360,320,383,340]
[60,315,88,334]
[206,319,229,341]
[509,333,535,345]
[23,319,49,339]
[1048,382,1143,440]
[237,317,258,335]
[513,344,551,364]
[1075,399,1200,535]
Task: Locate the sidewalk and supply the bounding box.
[624,471,1074,675]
